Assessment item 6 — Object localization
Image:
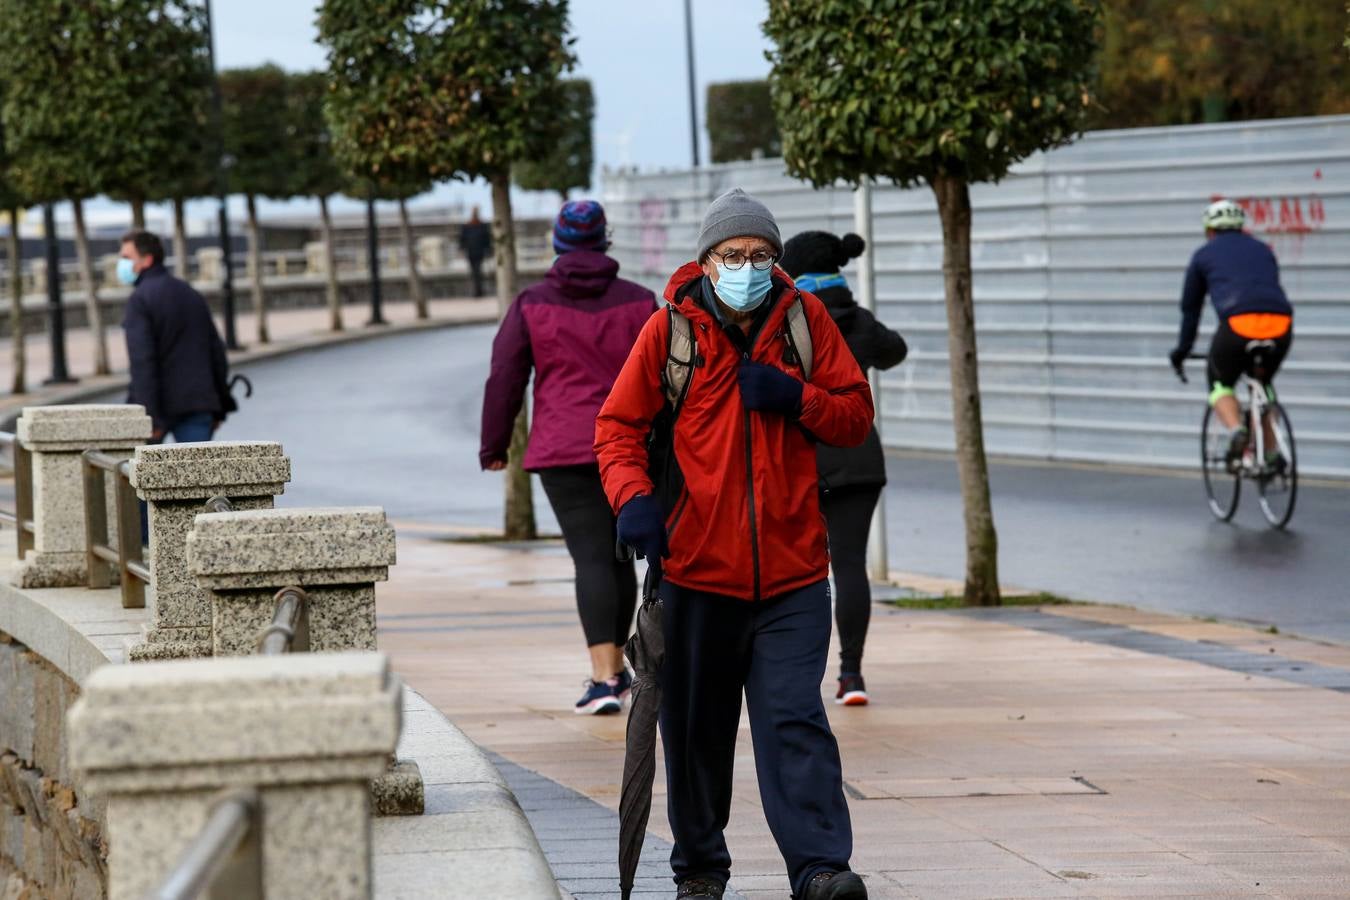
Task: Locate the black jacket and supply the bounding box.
[123,265,234,430]
[458,221,492,261]
[813,283,907,490]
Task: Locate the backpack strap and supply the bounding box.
[662,306,697,412]
[783,294,814,382]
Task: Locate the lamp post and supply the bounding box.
[202,0,240,350]
[41,203,73,384]
[683,0,700,168]
[853,181,888,583]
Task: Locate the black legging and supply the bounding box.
[821,484,882,675]
[538,464,638,648]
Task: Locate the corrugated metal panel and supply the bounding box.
[601,116,1350,478]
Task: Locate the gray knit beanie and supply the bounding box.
[695,188,783,262]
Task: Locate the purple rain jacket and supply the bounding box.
[480,250,658,471]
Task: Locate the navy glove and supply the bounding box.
[738,361,803,416]
[616,494,669,564]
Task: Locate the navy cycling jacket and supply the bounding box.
[1176,231,1292,354]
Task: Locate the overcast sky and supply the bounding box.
[94,0,771,227]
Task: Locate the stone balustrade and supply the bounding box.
[127,441,291,661]
[11,406,153,590]
[69,650,403,900]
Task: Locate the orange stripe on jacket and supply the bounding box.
[1228,313,1292,340]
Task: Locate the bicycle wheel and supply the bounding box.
[1256,402,1298,528]
[1201,406,1241,521]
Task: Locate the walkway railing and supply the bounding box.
[150,585,309,900]
[0,431,36,558]
[80,450,149,609]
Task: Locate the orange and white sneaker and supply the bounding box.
[835,674,869,706]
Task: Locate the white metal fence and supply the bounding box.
[601,115,1350,478]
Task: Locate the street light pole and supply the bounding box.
[365,193,386,326]
[41,203,73,385]
[683,0,700,168]
[853,180,888,584]
[202,0,241,350]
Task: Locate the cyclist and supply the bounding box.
[1169,199,1293,467]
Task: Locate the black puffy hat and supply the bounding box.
[780,231,866,278]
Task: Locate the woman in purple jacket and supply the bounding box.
[480,200,658,714]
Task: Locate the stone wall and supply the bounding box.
[0,631,105,900]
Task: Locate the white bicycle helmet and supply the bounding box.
[1203,199,1246,231]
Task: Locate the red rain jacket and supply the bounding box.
[594,262,874,601]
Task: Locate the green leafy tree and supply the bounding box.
[1098,0,1350,128]
[0,1,124,374]
[221,65,295,344]
[766,0,1100,606]
[288,70,352,331]
[706,80,782,163]
[514,78,594,201]
[319,0,576,541]
[0,108,29,394]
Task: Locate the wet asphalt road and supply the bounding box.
[193,324,1350,643]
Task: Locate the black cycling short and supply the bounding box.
[1207,317,1293,389]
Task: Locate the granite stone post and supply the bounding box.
[68,651,402,900]
[185,506,395,657]
[11,405,153,589]
[128,442,291,661]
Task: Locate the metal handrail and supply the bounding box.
[81,450,147,609]
[257,586,309,655]
[152,789,261,900]
[0,431,37,558]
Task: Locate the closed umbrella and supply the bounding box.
[617,559,664,900]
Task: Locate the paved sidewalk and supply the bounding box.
[1,297,497,420]
[377,534,1350,899]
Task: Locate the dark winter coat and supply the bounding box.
[814,282,907,491]
[123,264,234,432]
[458,221,492,262]
[480,250,656,471]
[595,263,873,602]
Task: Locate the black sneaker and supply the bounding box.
[835,673,868,707]
[803,870,867,899]
[1226,427,1250,472]
[676,876,725,898]
[574,677,622,715]
[615,667,633,702]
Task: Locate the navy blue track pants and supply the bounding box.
[659,578,854,898]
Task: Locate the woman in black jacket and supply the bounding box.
[781,231,907,706]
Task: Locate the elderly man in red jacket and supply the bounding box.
[595,189,872,900]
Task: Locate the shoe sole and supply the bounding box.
[835,692,869,706]
[575,697,623,715]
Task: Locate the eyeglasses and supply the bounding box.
[710,248,777,271]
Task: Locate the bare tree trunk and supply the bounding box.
[491,170,536,541]
[6,209,23,394]
[71,198,110,376]
[131,198,146,231]
[931,172,999,606]
[245,193,268,343]
[398,198,428,320]
[172,197,190,279]
[319,195,342,332]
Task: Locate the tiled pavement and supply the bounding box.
[378,535,1350,899]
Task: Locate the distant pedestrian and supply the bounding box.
[781,231,907,708]
[596,189,874,900]
[458,206,492,298]
[480,200,657,714]
[120,230,235,444]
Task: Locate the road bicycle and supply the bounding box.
[1174,350,1297,528]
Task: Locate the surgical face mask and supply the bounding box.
[116,258,138,286]
[713,262,773,312]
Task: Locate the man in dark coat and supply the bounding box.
[120,230,235,443]
[458,206,492,298]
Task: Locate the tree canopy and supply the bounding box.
[1096,0,1350,128]
[220,65,295,200]
[317,0,576,184]
[514,78,593,196]
[286,70,349,200]
[706,80,782,163]
[765,0,1101,188]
